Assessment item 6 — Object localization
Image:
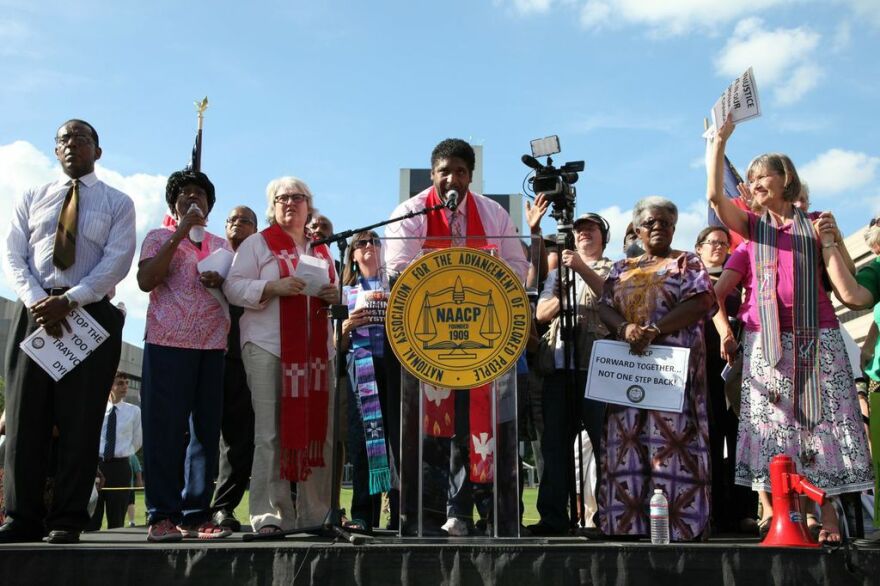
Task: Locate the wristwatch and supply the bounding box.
[62,292,79,310]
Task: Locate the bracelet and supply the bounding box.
[822,242,838,249]
[646,322,662,336]
[616,321,629,339]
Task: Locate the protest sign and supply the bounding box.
[711,66,762,130]
[354,288,388,327]
[20,307,110,381]
[585,340,690,413]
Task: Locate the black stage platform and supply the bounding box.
[1,528,878,586]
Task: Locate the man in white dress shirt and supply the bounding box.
[88,372,142,530]
[1,119,136,544]
[384,138,528,536]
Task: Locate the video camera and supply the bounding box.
[522,135,584,224]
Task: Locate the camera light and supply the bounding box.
[530,135,561,158]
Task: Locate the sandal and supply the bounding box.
[805,512,823,541]
[757,516,773,538]
[343,518,372,534]
[256,524,283,535]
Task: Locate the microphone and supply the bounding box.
[521,154,544,171]
[445,189,460,211]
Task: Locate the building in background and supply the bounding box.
[0,296,143,405]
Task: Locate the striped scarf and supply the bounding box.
[349,279,392,495]
[754,208,821,429]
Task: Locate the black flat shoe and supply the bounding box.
[0,522,45,543]
[213,510,242,532]
[526,521,568,537]
[46,529,80,544]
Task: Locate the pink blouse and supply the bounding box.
[140,228,231,350]
[725,212,838,332]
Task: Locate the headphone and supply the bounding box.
[575,213,611,246]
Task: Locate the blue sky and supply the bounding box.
[1,0,878,346]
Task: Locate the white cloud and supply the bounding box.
[571,112,681,134]
[672,199,711,251]
[578,0,793,35]
[799,148,880,197]
[494,0,554,15]
[844,0,880,28]
[715,18,822,105]
[832,20,852,52]
[0,140,168,343]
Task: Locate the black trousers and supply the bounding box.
[211,356,254,513]
[3,298,123,532]
[88,458,131,530]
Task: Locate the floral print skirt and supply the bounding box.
[735,329,874,495]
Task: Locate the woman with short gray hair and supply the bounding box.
[224,175,339,536]
[596,196,716,541]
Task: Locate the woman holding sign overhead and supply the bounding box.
[223,176,338,537]
[596,196,716,541]
[707,115,872,544]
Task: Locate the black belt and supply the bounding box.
[99,457,129,464]
[44,287,70,296]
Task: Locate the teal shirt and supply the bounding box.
[855,257,880,381]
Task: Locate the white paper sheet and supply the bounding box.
[295,254,331,297]
[20,307,110,381]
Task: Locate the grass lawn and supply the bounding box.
[123,486,541,529]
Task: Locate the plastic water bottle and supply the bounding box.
[187,203,205,243]
[650,489,670,544]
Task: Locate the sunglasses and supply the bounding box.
[353,237,381,249]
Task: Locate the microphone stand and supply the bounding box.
[243,199,450,543]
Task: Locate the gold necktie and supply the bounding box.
[53,179,79,269]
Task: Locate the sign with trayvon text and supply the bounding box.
[20,307,109,381]
[585,340,690,413]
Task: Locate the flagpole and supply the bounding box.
[193,96,208,172]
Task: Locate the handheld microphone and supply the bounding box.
[445,189,460,211]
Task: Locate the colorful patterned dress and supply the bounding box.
[597,251,715,541]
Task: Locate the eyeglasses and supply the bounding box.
[226,216,255,226]
[700,239,729,248]
[640,218,673,231]
[55,133,94,147]
[274,193,307,204]
[353,237,381,249]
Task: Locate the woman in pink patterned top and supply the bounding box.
[136,170,232,543]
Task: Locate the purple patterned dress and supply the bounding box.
[597,251,715,541]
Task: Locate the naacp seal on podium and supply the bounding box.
[387,248,530,389]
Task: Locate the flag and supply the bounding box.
[188,127,202,172]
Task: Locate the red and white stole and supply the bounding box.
[421,188,494,483]
[424,187,488,249]
[262,223,336,481]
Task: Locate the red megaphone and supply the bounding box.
[761,454,826,548]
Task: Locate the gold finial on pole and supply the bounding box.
[195,96,209,130]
